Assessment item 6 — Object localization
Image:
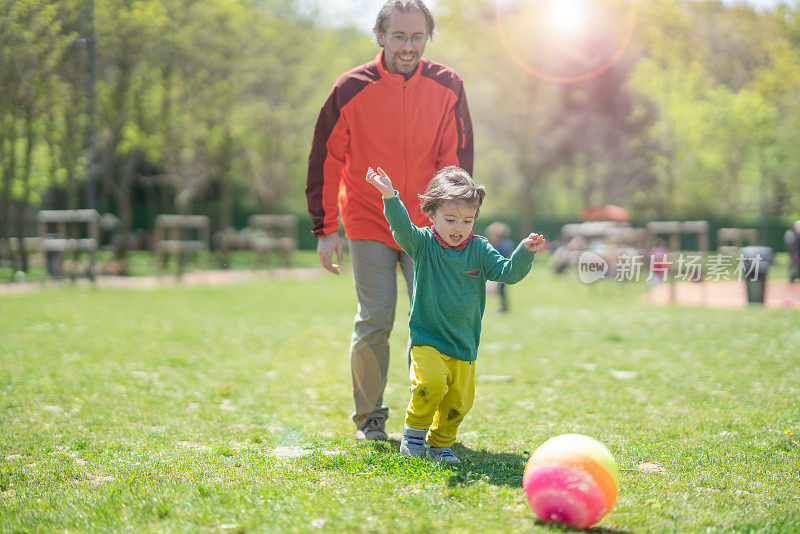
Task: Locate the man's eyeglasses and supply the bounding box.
[389,33,426,45]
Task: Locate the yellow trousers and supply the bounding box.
[404,345,475,448]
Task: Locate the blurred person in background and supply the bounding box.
[785,221,800,283]
[486,222,515,312]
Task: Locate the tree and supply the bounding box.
[94,0,169,258]
[0,0,74,271]
[755,3,800,222]
[434,0,652,229]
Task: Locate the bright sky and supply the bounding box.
[303,0,785,32]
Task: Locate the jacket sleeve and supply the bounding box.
[306,85,350,237]
[436,77,474,175]
[483,240,536,284]
[383,194,425,258]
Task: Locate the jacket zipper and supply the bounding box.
[403,82,409,202]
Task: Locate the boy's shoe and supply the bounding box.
[426,446,460,464]
[355,416,388,442]
[400,427,427,458]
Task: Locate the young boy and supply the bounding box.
[365,165,544,464]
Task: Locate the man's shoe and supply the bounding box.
[355,416,388,442]
[426,446,460,464]
[400,427,427,458]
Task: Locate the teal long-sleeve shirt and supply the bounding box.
[384,194,536,362]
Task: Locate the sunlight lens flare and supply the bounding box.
[546,0,590,37]
[494,0,636,84]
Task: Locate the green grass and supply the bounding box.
[1,261,799,532]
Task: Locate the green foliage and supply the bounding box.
[434,0,800,225]
[2,0,800,258]
[0,0,75,217]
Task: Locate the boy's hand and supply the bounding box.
[523,233,545,252]
[366,167,395,199]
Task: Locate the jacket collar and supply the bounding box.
[432,227,473,251]
[375,51,423,88]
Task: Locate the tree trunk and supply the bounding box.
[1,115,16,241]
[220,175,232,228]
[219,129,233,231]
[14,103,36,272]
[101,59,132,217]
[114,154,137,260]
[64,104,80,210]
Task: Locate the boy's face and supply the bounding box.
[428,200,478,248]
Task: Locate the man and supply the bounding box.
[306,0,473,441]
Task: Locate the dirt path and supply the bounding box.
[5,267,798,310]
[646,279,800,309]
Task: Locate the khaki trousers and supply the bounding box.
[349,239,413,427]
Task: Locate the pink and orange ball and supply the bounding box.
[523,433,620,529]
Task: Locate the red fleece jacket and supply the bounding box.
[306,52,473,250]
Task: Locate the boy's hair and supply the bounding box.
[419,166,486,217]
[373,0,435,41]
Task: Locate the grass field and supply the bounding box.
[1,261,799,532]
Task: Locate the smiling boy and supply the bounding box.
[366,165,544,463]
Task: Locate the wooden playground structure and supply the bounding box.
[1,209,299,281]
[38,209,100,280]
[557,219,770,305]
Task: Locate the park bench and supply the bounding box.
[212,226,249,268]
[717,228,758,257]
[646,220,710,302]
[1,237,43,277]
[246,214,298,266]
[37,209,100,280]
[153,214,210,276]
[554,221,635,277]
[561,220,628,241]
[606,226,649,249]
[646,220,709,254]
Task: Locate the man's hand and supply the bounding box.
[317,232,343,275]
[523,233,546,252]
[366,167,395,198]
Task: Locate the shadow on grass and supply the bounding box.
[373,440,527,488]
[447,442,528,488]
[530,520,632,534]
[369,440,631,533]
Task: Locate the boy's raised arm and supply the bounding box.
[484,233,545,284]
[366,167,395,199]
[522,233,546,252]
[366,166,424,257]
